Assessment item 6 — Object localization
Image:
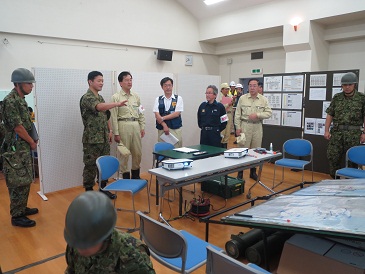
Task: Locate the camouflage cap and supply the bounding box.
[64,191,117,249]
[11,68,36,83]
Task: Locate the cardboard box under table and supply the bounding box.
[201,176,245,199]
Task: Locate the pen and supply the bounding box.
[234,213,252,218]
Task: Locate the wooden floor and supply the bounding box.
[0,137,331,274]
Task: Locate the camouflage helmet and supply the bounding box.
[11,68,36,83]
[64,191,117,249]
[341,72,358,85]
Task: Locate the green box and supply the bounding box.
[201,176,245,199]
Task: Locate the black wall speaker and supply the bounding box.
[157,49,173,61]
[251,51,263,60]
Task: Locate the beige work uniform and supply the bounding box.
[220,93,234,144]
[234,93,272,149]
[111,90,145,173]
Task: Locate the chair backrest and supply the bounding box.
[347,146,365,166]
[154,142,175,162]
[283,139,312,158]
[96,155,119,181]
[206,246,264,274]
[137,211,188,272]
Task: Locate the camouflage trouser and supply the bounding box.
[82,142,110,189]
[8,184,31,217]
[327,130,361,178]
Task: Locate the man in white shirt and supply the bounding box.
[153,77,184,148]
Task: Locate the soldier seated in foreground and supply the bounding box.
[64,191,155,273]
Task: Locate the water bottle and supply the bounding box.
[269,142,273,152]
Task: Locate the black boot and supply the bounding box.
[11,216,36,227]
[99,180,116,199]
[25,207,39,216]
[237,171,243,180]
[221,143,228,149]
[250,168,258,181]
[122,172,131,179]
[131,169,141,179]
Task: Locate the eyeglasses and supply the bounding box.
[205,92,215,95]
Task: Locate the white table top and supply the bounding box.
[149,149,281,183]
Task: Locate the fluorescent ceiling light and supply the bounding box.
[204,0,225,5]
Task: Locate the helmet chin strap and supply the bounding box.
[16,83,28,96]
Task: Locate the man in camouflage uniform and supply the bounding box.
[324,72,365,178]
[64,191,155,274]
[1,68,38,227]
[80,71,127,199]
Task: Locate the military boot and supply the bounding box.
[122,172,131,179]
[131,169,141,179]
[237,171,243,180]
[11,216,36,227]
[221,143,228,149]
[99,180,116,200]
[25,207,39,216]
[250,167,258,181]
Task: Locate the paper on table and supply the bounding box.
[160,132,178,145]
[173,147,199,153]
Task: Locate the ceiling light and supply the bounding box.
[204,0,226,5]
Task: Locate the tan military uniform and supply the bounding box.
[111,89,145,173]
[234,93,272,148]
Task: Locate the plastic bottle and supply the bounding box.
[269,143,273,152]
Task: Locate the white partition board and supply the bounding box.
[177,74,221,146]
[34,68,115,194]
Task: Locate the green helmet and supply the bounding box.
[341,72,358,85]
[11,68,36,83]
[64,191,117,249]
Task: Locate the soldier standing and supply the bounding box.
[324,72,365,178]
[64,191,155,273]
[80,71,127,198]
[1,68,38,227]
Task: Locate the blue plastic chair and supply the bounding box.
[206,246,270,274]
[96,155,150,231]
[335,146,365,179]
[272,139,313,188]
[137,211,221,274]
[150,142,176,200]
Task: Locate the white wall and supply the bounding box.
[219,48,286,84]
[199,0,365,42]
[328,38,365,92]
[0,32,219,91]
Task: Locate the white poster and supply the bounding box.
[315,119,326,135]
[309,88,326,101]
[282,111,302,127]
[304,118,316,134]
[333,73,346,86]
[263,110,281,126]
[332,87,342,98]
[282,93,303,109]
[310,74,327,87]
[322,101,331,118]
[264,76,282,92]
[283,75,304,92]
[265,93,282,109]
